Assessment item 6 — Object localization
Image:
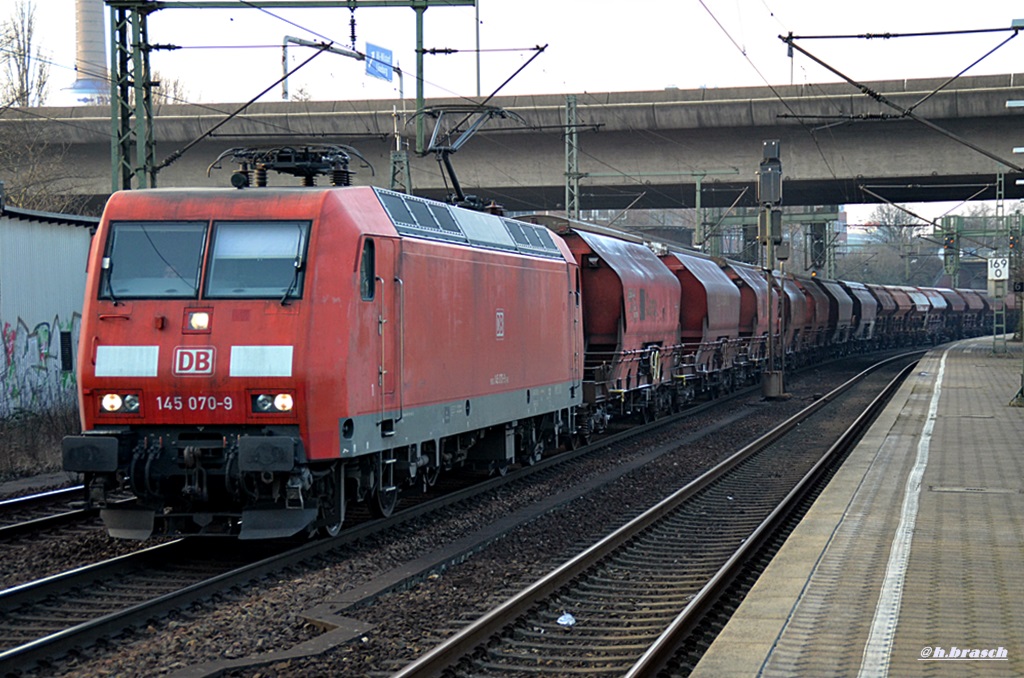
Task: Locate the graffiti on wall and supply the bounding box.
[1,314,81,418]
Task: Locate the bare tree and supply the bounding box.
[0,0,48,107]
[0,1,97,213]
[835,202,942,285]
[152,71,191,106]
[0,118,93,213]
[867,202,926,246]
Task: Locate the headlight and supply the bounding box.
[253,393,295,413]
[100,392,141,414]
[186,310,211,331]
[101,393,123,412]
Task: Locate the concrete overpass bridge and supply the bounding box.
[10,73,1024,214]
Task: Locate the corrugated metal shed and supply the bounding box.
[0,204,97,416]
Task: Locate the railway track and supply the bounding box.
[0,487,142,544]
[0,487,92,539]
[0,380,767,675]
[0,540,265,669]
[390,353,920,677]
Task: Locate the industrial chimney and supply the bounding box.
[66,0,108,105]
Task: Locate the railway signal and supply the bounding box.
[758,140,785,399]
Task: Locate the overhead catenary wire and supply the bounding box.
[156,42,332,172]
[173,6,553,186]
[780,30,1024,174]
[787,26,1023,40]
[697,0,849,201]
[0,42,327,141]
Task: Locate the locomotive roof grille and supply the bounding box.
[374,188,563,260]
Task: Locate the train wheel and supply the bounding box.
[575,416,595,448]
[321,468,346,538]
[658,391,673,417]
[371,485,398,518]
[523,440,544,466]
[565,430,588,450]
[370,453,398,518]
[422,465,440,491]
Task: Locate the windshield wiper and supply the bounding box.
[280,257,302,305]
[101,257,120,306]
[280,224,305,305]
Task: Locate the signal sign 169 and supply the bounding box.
[988,257,1009,281]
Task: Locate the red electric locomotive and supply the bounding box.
[63,186,582,539]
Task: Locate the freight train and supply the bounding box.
[62,180,1004,540]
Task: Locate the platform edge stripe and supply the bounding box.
[858,347,949,677]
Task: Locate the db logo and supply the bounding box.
[495,309,505,340]
[173,347,215,375]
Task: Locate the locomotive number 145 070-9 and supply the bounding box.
[156,395,235,411]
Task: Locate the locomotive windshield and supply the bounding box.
[100,222,207,299]
[98,220,310,301]
[205,221,309,299]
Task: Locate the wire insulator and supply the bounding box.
[255,166,268,187]
[332,168,352,186]
[349,8,357,50]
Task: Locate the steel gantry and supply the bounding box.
[105,0,475,192]
[939,212,1023,287]
[108,0,157,191]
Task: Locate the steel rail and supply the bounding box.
[0,486,83,508]
[0,489,139,540]
[625,357,919,676]
[391,352,922,677]
[0,486,93,539]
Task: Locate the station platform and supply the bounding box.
[693,336,1024,677]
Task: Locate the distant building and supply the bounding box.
[66,0,110,106]
[0,203,97,417]
[842,224,879,252]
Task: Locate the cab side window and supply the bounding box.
[360,239,375,301]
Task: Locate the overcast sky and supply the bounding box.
[27,0,1024,105]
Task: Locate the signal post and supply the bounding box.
[758,140,786,399]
